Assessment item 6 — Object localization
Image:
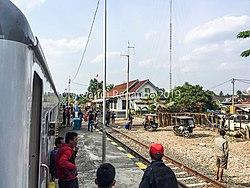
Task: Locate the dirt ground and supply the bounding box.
[113,118,250,188]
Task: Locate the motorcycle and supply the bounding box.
[143,114,158,131]
[172,116,195,137]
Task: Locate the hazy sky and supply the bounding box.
[10,0,250,94]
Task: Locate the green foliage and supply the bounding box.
[86,79,114,99]
[240,49,250,57]
[77,95,88,105]
[149,104,156,113]
[142,106,149,112]
[237,30,250,57]
[237,30,250,39]
[137,106,142,115]
[87,78,103,96]
[236,90,242,97]
[106,84,114,91]
[164,82,218,113]
[219,91,224,96]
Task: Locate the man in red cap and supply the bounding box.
[139,143,178,188]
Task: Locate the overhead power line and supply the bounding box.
[237,80,250,85]
[71,0,101,82]
[209,78,250,90]
[71,81,88,87]
[209,79,232,90]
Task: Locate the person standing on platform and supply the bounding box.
[62,109,66,125]
[139,143,178,188]
[111,111,116,124]
[50,137,64,181]
[88,111,95,132]
[55,132,79,188]
[215,129,229,182]
[94,110,99,128]
[78,109,83,128]
[105,111,111,126]
[95,163,116,188]
[128,113,133,130]
[66,108,71,127]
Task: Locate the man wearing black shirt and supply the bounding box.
[88,111,94,132]
[139,143,178,188]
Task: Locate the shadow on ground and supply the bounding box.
[192,133,213,138]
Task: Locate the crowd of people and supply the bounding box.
[53,106,229,187]
[50,132,179,188]
[62,106,119,129]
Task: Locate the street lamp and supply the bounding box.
[68,77,71,107]
[231,78,235,114]
[120,54,129,119]
[121,41,134,119]
[102,0,107,164]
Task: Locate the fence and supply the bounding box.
[157,112,222,127]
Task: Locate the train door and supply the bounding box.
[29,72,42,188]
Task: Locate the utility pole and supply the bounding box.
[121,41,134,119]
[68,76,71,107]
[169,0,173,93]
[102,0,107,164]
[232,78,235,114]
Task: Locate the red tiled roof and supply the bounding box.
[107,79,154,98]
[107,79,138,97]
[129,79,148,92]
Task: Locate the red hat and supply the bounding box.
[149,143,164,156]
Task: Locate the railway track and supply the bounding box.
[96,125,226,188]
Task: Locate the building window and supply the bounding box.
[122,100,130,110]
[122,100,126,110]
[114,99,117,109]
[145,88,150,93]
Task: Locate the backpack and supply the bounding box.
[83,114,87,121]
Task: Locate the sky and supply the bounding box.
[10,0,250,95]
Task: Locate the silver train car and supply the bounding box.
[0,0,60,187]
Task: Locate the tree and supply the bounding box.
[219,91,224,96]
[137,106,142,115]
[236,90,242,97]
[164,82,218,113]
[86,78,114,99]
[77,95,88,105]
[237,30,250,57]
[106,84,114,91]
[87,78,103,99]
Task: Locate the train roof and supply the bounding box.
[0,0,35,45]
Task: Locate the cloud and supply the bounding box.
[178,62,199,73]
[185,16,250,43]
[10,0,46,12]
[216,62,236,71]
[144,31,157,40]
[91,52,120,63]
[179,43,220,62]
[138,58,170,69]
[40,37,87,56]
[179,38,250,63]
[139,58,155,66]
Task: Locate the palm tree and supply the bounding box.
[137,106,142,115]
[237,30,250,57]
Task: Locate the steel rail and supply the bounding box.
[106,125,226,188]
[101,126,189,188]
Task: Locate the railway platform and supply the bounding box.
[56,122,144,188]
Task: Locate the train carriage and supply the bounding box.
[0,0,60,187]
